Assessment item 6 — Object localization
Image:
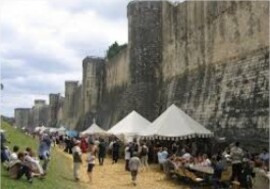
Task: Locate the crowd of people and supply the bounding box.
[65,135,269,188]
[159,141,269,189]
[1,129,269,188]
[1,131,52,183]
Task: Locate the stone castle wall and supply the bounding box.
[91,1,269,142]
[159,1,269,142]
[14,1,269,144]
[14,108,31,128]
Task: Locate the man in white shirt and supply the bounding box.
[230,141,244,182]
[259,148,269,164]
[157,147,168,171]
[125,143,131,171]
[72,140,82,181]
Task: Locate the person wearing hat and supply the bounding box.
[72,140,82,181]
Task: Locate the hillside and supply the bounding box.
[0,121,86,189]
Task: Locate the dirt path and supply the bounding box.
[58,148,191,189]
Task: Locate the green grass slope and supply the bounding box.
[1,121,86,189]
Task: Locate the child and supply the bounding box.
[86,150,95,183]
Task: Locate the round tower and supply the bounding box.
[127,0,163,83]
[126,1,163,120]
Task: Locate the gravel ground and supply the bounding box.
[59,149,192,189]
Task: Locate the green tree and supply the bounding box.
[106,41,127,60]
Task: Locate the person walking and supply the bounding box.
[72,140,82,181]
[38,134,52,173]
[140,143,149,170]
[98,138,106,166]
[125,143,131,171]
[129,152,141,186]
[112,139,120,164]
[86,149,95,183]
[230,141,244,182]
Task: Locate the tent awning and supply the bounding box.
[81,123,107,136]
[107,110,150,137]
[140,104,213,139]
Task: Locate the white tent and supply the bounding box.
[141,104,213,140]
[34,125,47,133]
[56,126,66,135]
[107,111,151,142]
[81,123,107,136]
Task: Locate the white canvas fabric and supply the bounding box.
[107,111,150,140]
[34,125,47,133]
[141,104,213,139]
[81,123,107,136]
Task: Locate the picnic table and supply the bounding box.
[188,164,214,175]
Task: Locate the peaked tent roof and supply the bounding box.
[107,110,151,136]
[141,104,213,139]
[81,123,107,135]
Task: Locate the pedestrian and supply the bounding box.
[86,149,95,183]
[72,140,82,181]
[129,152,141,186]
[125,143,131,171]
[230,141,244,182]
[98,138,106,165]
[112,139,120,164]
[38,134,52,173]
[140,142,149,170]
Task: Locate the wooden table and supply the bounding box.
[188,164,214,175]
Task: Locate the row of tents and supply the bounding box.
[81,104,213,142]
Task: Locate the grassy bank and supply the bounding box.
[1,121,86,189]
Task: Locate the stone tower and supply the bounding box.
[14,108,31,128]
[127,1,163,120]
[32,100,49,127]
[82,57,105,115]
[63,81,79,128]
[49,93,61,127]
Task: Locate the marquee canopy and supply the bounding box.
[81,123,107,136]
[107,110,150,141]
[141,104,213,140]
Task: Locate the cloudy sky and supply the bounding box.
[1,0,184,117]
[1,0,130,117]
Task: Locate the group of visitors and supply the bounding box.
[2,128,269,188]
[70,137,149,186]
[157,141,269,189]
[1,132,52,184]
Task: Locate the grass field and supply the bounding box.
[1,121,86,189]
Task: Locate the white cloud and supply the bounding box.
[0,0,128,117]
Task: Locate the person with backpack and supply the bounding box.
[140,143,149,170]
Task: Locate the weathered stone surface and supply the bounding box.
[14,1,269,148]
[14,108,31,128]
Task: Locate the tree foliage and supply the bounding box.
[106,41,127,60]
